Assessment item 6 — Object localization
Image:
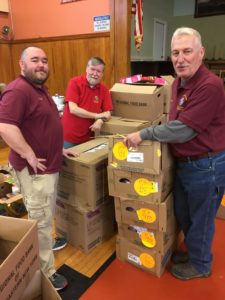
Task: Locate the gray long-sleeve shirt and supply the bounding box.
[140,120,197,143]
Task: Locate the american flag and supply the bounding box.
[131,0,143,51]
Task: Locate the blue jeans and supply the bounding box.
[174,150,225,273]
[63,141,80,149]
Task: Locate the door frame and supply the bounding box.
[152,18,167,61]
[110,0,131,85]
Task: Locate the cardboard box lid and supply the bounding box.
[110,83,159,94]
[104,116,150,127]
[0,216,37,242]
[20,270,62,300]
[161,75,175,85]
[65,138,109,164]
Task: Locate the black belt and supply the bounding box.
[176,151,222,162]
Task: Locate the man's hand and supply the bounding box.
[26,155,47,174]
[123,131,142,149]
[95,111,111,121]
[90,119,104,132]
[63,148,80,159]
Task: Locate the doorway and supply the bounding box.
[153,18,167,61]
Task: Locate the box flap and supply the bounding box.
[111,83,158,94]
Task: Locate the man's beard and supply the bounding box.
[87,76,99,86]
[24,68,49,85]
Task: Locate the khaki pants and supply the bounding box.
[15,167,58,277]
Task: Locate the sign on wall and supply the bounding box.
[93,15,110,32]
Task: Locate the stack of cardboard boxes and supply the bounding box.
[103,79,177,277]
[55,138,116,253]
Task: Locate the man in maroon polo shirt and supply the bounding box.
[124,27,225,280]
[0,46,78,290]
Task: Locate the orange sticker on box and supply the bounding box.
[136,208,156,223]
[140,231,156,248]
[113,142,128,161]
[221,195,225,207]
[140,253,155,269]
[134,178,157,196]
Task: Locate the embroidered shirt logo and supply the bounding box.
[177,94,188,111]
[93,96,99,103]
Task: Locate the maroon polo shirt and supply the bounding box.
[169,64,225,157]
[0,76,63,174]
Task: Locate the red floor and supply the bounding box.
[81,218,225,300]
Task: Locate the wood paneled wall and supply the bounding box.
[0,0,131,96]
[0,33,111,96]
[0,42,14,84]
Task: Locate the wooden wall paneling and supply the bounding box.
[8,33,110,96]
[1,0,132,93]
[110,0,115,87]
[9,42,31,78]
[0,42,14,84]
[112,0,131,83]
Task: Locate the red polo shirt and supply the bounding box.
[0,76,63,174]
[62,75,113,143]
[169,64,225,157]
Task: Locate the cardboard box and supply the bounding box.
[99,114,166,136]
[19,270,61,300]
[117,218,177,253]
[217,194,225,220]
[55,198,116,253]
[114,193,175,232]
[116,236,174,277]
[108,137,174,175]
[108,166,174,203]
[0,216,39,300]
[161,75,175,114]
[110,83,164,121]
[57,138,109,210]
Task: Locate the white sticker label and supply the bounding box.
[127,152,144,163]
[128,252,141,265]
[130,225,148,235]
[84,143,107,153]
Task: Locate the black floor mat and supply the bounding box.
[58,252,116,299]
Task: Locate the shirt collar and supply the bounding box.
[178,64,205,89]
[19,75,47,92]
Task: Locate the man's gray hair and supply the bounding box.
[171,27,202,48]
[87,57,105,70]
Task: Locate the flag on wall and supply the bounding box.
[131,0,143,51]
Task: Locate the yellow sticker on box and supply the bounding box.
[140,231,156,248]
[113,142,128,160]
[136,208,156,223]
[134,178,158,196]
[157,148,161,157]
[140,253,155,269]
